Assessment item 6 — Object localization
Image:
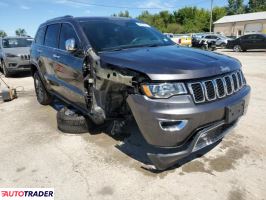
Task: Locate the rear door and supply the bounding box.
[43,23,61,92]
[253,34,266,49]
[53,23,87,109]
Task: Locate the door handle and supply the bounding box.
[53,54,60,59]
[37,49,42,53]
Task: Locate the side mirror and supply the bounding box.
[65,38,76,52]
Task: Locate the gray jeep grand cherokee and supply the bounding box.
[31,16,250,170]
[0,37,33,77]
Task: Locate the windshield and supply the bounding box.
[79,19,174,52]
[2,38,33,48]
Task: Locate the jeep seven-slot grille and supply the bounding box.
[20,55,30,60]
[188,70,246,104]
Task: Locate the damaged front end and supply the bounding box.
[83,48,146,127]
[82,48,251,171]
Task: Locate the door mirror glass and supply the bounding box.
[65,38,76,52]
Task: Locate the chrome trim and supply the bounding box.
[224,75,234,95]
[192,120,238,152]
[215,78,226,98]
[159,120,188,132]
[203,80,216,101]
[188,70,246,104]
[232,73,239,92]
[237,71,243,88]
[188,82,205,103]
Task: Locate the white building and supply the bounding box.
[214,11,266,37]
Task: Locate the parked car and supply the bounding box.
[172,34,192,47]
[215,35,233,48]
[192,34,216,51]
[0,37,33,77]
[226,34,266,52]
[31,16,250,170]
[198,34,231,48]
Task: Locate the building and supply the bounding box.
[214,11,266,37]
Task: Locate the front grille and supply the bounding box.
[20,55,30,60]
[188,70,246,104]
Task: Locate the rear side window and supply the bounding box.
[44,24,60,48]
[59,23,79,50]
[35,26,46,45]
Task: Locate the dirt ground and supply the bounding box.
[0,49,265,200]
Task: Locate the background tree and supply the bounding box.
[0,30,7,37]
[112,10,130,18]
[227,0,245,14]
[15,28,27,36]
[113,0,261,34]
[247,0,266,12]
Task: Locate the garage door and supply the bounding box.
[244,23,263,34]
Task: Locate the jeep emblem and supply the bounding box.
[220,66,230,73]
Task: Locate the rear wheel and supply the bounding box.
[233,45,242,52]
[33,71,52,105]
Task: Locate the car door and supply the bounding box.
[31,26,51,86]
[52,23,87,110]
[42,23,61,92]
[253,34,266,49]
[240,35,253,50]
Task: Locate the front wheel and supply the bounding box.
[220,43,226,48]
[33,72,52,105]
[1,61,11,77]
[233,45,242,52]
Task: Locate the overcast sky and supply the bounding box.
[0,0,241,37]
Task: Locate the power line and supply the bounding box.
[66,0,210,10]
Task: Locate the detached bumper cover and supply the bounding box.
[148,120,237,170]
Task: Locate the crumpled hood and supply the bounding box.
[3,47,30,56]
[99,45,241,81]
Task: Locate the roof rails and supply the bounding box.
[46,15,73,23]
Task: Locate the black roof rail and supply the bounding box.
[46,15,73,22]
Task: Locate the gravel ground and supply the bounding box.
[0,49,265,200]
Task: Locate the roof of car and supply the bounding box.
[45,15,134,23]
[40,15,137,27]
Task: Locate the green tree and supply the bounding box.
[248,0,266,12]
[165,23,183,33]
[15,28,27,36]
[227,0,245,15]
[112,10,130,18]
[137,11,154,25]
[0,30,7,37]
[212,6,227,22]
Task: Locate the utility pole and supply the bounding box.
[210,0,213,33]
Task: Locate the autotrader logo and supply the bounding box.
[0,188,54,199]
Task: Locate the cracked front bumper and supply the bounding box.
[127,86,250,170]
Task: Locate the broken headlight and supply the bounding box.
[141,82,187,98]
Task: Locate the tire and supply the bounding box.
[220,43,226,48]
[1,60,11,77]
[57,107,91,134]
[33,71,52,105]
[233,45,242,52]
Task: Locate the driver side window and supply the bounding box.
[59,23,79,50]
